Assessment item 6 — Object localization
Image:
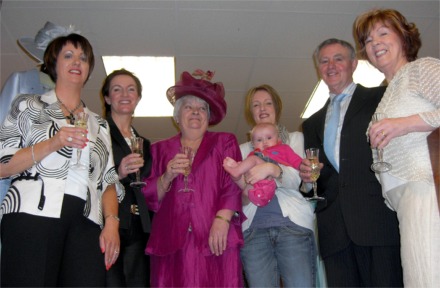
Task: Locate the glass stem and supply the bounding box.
[377,148,384,162]
[313,181,318,197]
[77,149,82,165]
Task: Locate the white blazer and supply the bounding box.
[0,90,120,226]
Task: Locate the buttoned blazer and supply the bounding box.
[107,116,152,233]
[302,85,400,258]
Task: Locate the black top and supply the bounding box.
[107,115,152,233]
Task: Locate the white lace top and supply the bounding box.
[373,57,440,188]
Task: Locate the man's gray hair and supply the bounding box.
[313,38,356,65]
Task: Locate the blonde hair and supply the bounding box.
[244,84,283,126]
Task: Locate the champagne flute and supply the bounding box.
[371,113,392,173]
[70,112,89,170]
[179,146,194,192]
[305,148,325,202]
[130,137,146,188]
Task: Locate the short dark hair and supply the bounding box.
[354,8,421,62]
[101,69,143,115]
[42,33,95,84]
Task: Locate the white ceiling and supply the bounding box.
[1,0,439,144]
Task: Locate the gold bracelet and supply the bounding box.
[31,145,38,166]
[160,174,171,192]
[215,215,231,224]
[105,214,120,222]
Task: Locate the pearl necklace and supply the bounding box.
[56,96,83,124]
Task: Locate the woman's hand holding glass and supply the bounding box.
[119,153,144,180]
[129,137,147,188]
[70,112,89,170]
[163,148,194,193]
[369,114,429,150]
[369,113,392,173]
[54,125,88,149]
[178,147,195,192]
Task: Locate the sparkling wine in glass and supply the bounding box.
[305,148,325,202]
[130,137,146,188]
[179,146,194,192]
[371,113,392,173]
[70,112,89,170]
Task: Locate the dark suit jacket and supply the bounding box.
[107,116,152,233]
[302,85,400,258]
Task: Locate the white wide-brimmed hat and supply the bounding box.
[17,21,80,64]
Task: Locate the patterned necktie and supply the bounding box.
[324,93,348,171]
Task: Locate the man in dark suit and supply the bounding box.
[300,38,403,287]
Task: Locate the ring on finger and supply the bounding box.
[67,136,73,142]
[381,130,386,137]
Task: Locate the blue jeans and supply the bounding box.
[241,224,316,287]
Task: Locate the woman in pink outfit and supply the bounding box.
[142,71,244,287]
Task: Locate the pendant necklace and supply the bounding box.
[56,95,83,124]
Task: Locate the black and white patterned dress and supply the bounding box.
[0,90,121,226]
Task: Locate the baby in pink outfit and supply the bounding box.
[223,123,302,206]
